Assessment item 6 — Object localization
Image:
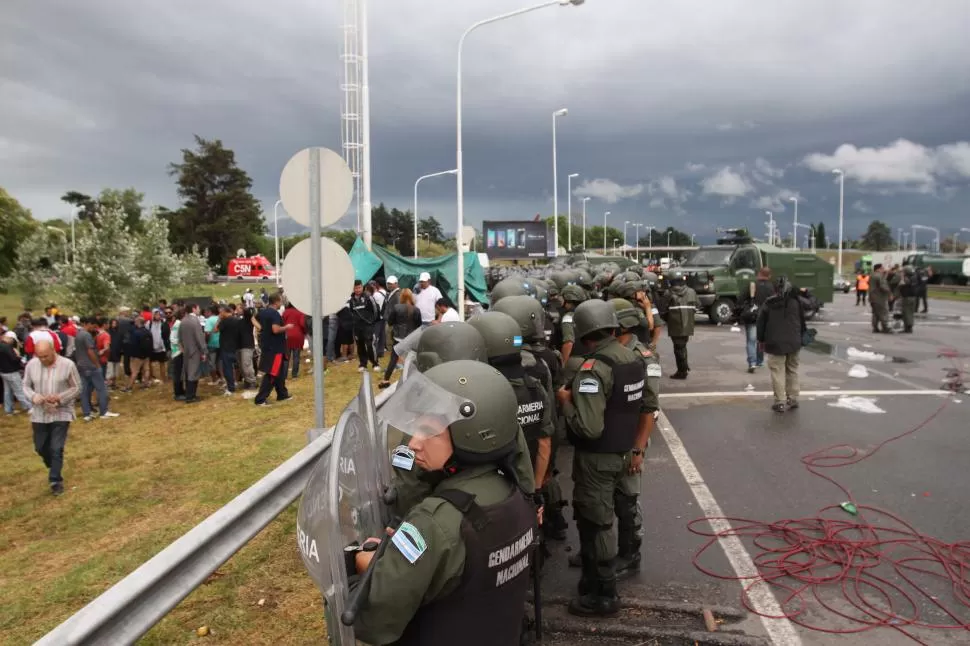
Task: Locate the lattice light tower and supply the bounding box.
[339,0,372,247]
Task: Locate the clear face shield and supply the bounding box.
[378,371,475,452]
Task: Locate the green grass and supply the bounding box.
[0,358,394,645]
[928,287,970,302]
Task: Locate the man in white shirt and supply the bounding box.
[435,298,461,323]
[371,280,388,358]
[414,272,443,327]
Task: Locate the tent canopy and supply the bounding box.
[347,238,488,305]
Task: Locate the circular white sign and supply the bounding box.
[281,237,355,316]
[279,147,354,228]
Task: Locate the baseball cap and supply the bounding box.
[387,275,398,284]
[2,331,17,341]
[419,272,431,282]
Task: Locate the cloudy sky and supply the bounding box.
[3,0,970,245]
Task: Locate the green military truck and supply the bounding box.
[903,253,970,286]
[663,233,834,324]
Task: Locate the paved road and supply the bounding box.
[542,293,970,645]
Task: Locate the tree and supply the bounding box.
[0,187,37,278]
[58,207,137,314]
[61,191,99,222]
[418,215,444,244]
[166,135,266,270]
[129,214,185,304]
[178,245,213,285]
[860,220,893,251]
[99,188,146,233]
[651,226,693,247]
[2,228,59,309]
[814,222,827,249]
[371,203,416,256]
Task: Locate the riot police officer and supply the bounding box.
[556,299,648,617]
[898,265,918,333]
[662,269,698,379]
[559,284,587,364]
[352,361,539,646]
[467,311,555,494]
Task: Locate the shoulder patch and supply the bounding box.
[580,359,596,371]
[562,313,574,323]
[647,363,662,377]
[391,521,428,564]
[577,377,600,394]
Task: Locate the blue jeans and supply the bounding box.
[2,372,32,414]
[33,421,68,483]
[221,351,237,393]
[290,348,302,377]
[80,367,109,416]
[745,324,763,368]
[326,317,338,362]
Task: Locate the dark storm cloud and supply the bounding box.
[3,0,970,241]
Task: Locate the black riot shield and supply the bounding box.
[297,407,386,646]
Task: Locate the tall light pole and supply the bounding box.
[414,169,458,259]
[359,0,373,249]
[623,221,630,254]
[897,227,903,250]
[666,230,672,247]
[765,210,774,245]
[691,233,696,246]
[581,197,590,250]
[69,206,77,262]
[789,196,798,249]
[567,172,579,252]
[833,168,845,277]
[551,108,568,256]
[912,224,940,254]
[632,223,643,260]
[603,211,611,254]
[47,227,69,263]
[273,200,282,285]
[644,225,656,255]
[456,0,584,318]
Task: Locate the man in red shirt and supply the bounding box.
[24,319,62,358]
[281,303,307,378]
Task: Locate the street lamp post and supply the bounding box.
[414,169,458,259]
[789,197,798,249]
[567,172,578,252]
[623,221,630,255]
[273,200,282,285]
[833,168,845,277]
[581,197,590,250]
[912,224,940,254]
[603,211,610,254]
[765,210,774,245]
[666,230,672,247]
[551,108,568,256]
[612,238,619,254]
[632,223,643,261]
[456,0,584,318]
[897,227,903,250]
[958,228,970,252]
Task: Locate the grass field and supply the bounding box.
[0,357,389,645]
[928,287,970,302]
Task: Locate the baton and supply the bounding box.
[532,532,543,641]
[340,537,387,626]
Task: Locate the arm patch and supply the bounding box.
[580,359,596,371]
[391,521,428,564]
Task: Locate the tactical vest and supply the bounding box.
[531,346,563,391]
[510,375,546,466]
[634,323,650,346]
[544,307,562,349]
[568,354,644,454]
[393,485,537,646]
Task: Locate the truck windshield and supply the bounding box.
[683,249,733,267]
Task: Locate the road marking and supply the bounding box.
[661,389,949,399]
[656,412,803,646]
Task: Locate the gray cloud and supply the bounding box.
[2,0,970,242]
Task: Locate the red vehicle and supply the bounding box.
[228,254,276,281]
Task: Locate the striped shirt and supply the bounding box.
[22,354,81,424]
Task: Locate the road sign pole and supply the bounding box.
[308,148,325,429]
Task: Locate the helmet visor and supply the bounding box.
[379,371,474,440]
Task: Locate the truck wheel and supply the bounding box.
[710,298,735,325]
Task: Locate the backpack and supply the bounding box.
[739,282,760,325]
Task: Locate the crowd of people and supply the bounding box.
[856,263,931,334]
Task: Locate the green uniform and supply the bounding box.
[562,336,646,603]
[354,466,534,644]
[868,272,892,332]
[898,270,918,333]
[664,285,699,376]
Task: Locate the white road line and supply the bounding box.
[661,389,949,399]
[656,411,803,646]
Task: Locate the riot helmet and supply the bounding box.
[666,268,687,286]
[380,360,520,466]
[572,298,619,340]
[415,322,487,372]
[489,277,535,306]
[533,283,549,307]
[466,311,523,362]
[561,284,587,305]
[608,279,645,301]
[609,298,642,331]
[492,295,545,343]
[550,271,573,290]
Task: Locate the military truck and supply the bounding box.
[903,253,970,285]
[660,231,835,324]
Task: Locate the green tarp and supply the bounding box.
[346,237,488,305]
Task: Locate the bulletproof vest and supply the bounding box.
[899,275,918,298]
[394,483,537,646]
[530,345,563,391]
[569,354,644,453]
[497,363,546,465]
[634,323,650,346]
[522,349,553,395]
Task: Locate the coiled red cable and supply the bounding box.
[688,353,969,643]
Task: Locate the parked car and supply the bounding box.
[834,276,852,293]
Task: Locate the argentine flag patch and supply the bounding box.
[392,521,427,564]
[513,335,523,347]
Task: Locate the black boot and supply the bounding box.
[543,503,568,541]
[568,576,620,618]
[614,538,641,579]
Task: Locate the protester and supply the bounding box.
[148,309,169,384]
[169,309,187,401]
[1,331,32,415]
[349,280,380,372]
[180,303,207,403]
[370,279,388,359]
[434,297,461,323]
[254,293,293,406]
[217,305,241,396]
[22,339,81,495]
[378,288,422,387]
[237,303,258,390]
[414,272,443,327]
[282,302,307,378]
[75,317,120,421]
[756,276,807,413]
[123,316,153,392]
[24,318,62,358]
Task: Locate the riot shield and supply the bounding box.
[297,407,386,646]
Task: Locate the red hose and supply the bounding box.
[688,355,969,643]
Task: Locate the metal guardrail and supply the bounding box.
[36,383,399,646]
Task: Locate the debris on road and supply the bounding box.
[828,395,885,414]
[848,364,869,378]
[847,347,887,361]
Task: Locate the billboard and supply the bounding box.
[483,220,552,259]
